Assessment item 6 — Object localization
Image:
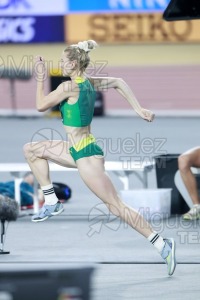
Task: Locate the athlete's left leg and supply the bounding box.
[23,140,77,222]
[23,140,77,186]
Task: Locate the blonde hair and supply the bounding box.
[64,40,98,73]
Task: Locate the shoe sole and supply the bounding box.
[168,238,176,276]
[32,207,64,223]
[183,215,200,221]
[32,216,49,223]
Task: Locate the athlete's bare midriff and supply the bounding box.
[63,124,91,147]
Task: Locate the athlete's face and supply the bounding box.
[60,52,77,76]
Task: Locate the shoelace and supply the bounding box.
[38,206,51,217]
[161,243,170,259]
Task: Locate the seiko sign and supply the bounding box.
[67,13,200,43]
[0,0,67,16]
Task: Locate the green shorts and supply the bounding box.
[69,134,104,162]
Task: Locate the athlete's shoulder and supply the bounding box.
[86,76,95,85]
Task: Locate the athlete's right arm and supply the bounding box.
[34,56,73,112]
[36,81,72,112]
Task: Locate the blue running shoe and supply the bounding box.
[161,238,176,276]
[32,201,64,222]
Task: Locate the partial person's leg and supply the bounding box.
[23,140,77,221]
[76,156,176,275]
[178,147,200,219]
[178,147,200,205]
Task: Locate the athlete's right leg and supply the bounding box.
[178,147,200,220]
[76,156,176,276]
[23,140,77,186]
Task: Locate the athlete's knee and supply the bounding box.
[23,142,39,161]
[23,143,32,159]
[178,154,191,172]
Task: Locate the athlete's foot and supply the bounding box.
[32,201,64,222]
[160,238,176,276]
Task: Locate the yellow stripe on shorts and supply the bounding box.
[72,134,96,152]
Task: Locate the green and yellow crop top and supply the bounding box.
[59,77,96,127]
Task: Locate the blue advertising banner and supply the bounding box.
[0,16,64,43]
[0,0,170,15]
[68,0,170,13]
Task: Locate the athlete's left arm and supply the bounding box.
[89,76,154,122]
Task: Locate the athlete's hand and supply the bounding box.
[34,56,46,80]
[137,108,155,122]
